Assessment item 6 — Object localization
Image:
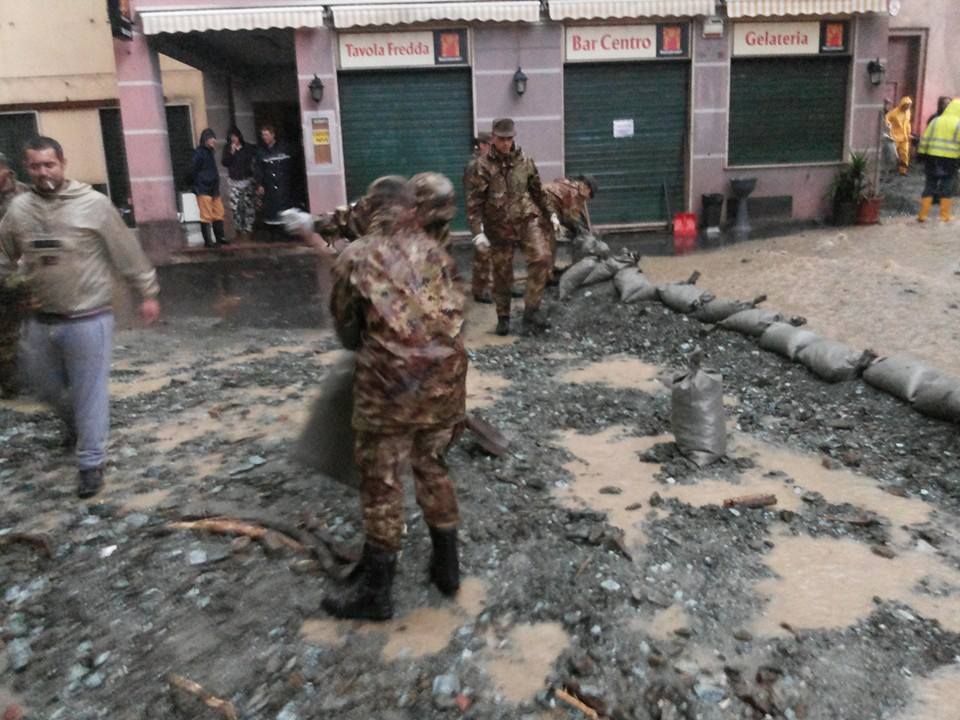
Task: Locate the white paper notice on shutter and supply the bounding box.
[613,119,635,138]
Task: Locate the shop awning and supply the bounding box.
[725,0,887,18]
[548,0,715,20]
[139,5,327,35]
[330,1,541,28]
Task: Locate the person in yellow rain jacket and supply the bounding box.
[917,98,960,223]
[885,96,913,175]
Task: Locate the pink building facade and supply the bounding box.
[115,0,894,259]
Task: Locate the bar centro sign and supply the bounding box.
[734,22,821,56]
[566,26,657,62]
[340,30,467,69]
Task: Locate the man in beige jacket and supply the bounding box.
[0,137,161,498]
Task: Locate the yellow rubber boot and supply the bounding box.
[918,196,934,222]
[941,198,953,222]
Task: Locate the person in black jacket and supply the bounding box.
[221,126,257,243]
[191,128,227,247]
[254,124,296,242]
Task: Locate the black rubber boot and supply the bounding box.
[522,306,551,335]
[322,543,396,621]
[77,466,104,499]
[495,316,510,336]
[213,220,229,245]
[473,290,493,304]
[428,526,460,596]
[200,223,216,248]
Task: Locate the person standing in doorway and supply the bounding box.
[254,124,296,242]
[917,98,960,223]
[885,97,913,176]
[466,118,553,336]
[463,131,493,304]
[0,151,29,397]
[0,137,161,498]
[221,126,257,243]
[191,128,227,247]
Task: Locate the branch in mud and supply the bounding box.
[555,687,601,719]
[722,494,777,509]
[166,518,307,554]
[167,674,238,719]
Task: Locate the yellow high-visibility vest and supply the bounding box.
[919,99,960,159]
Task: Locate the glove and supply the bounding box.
[550,213,561,233]
[472,233,490,251]
[280,208,315,237]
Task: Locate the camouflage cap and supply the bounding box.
[366,175,415,210]
[410,172,456,225]
[577,174,598,198]
[476,131,492,145]
[491,118,516,138]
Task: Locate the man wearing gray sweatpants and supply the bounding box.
[0,136,161,498]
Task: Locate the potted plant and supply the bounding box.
[856,177,883,225]
[828,152,869,226]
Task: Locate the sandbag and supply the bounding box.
[862,354,941,403]
[692,295,767,324]
[913,375,960,422]
[583,252,636,286]
[291,352,359,487]
[719,308,785,337]
[614,267,659,303]
[559,256,600,300]
[758,322,821,360]
[671,351,726,467]
[572,232,611,261]
[660,284,716,314]
[796,340,874,383]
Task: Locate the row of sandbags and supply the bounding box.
[560,256,960,423]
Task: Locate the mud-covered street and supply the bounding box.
[2,226,960,719]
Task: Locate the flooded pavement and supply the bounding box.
[1,246,960,720]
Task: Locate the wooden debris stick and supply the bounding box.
[722,494,777,509]
[166,518,307,554]
[167,674,238,720]
[464,413,509,457]
[0,532,53,559]
[555,687,600,720]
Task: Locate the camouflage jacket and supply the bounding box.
[462,153,483,207]
[543,178,590,231]
[315,195,376,244]
[330,211,467,432]
[0,180,28,224]
[466,145,549,240]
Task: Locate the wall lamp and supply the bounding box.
[513,67,528,96]
[867,59,886,87]
[308,74,325,103]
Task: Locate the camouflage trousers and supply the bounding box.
[490,217,552,318]
[356,424,462,552]
[471,243,492,298]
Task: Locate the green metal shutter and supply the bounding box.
[729,57,850,166]
[339,68,473,230]
[564,62,689,225]
[0,112,39,180]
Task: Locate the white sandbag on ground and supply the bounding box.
[671,351,726,467]
[796,340,875,383]
[692,294,767,324]
[913,375,960,422]
[719,308,785,337]
[615,267,659,303]
[862,354,942,403]
[758,322,821,360]
[559,256,600,300]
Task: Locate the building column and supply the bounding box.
[689,18,731,217]
[472,24,565,180]
[850,14,891,161]
[295,27,346,213]
[113,31,182,264]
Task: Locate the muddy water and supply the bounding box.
[559,355,665,394]
[754,534,960,636]
[893,664,960,720]
[466,369,511,411]
[300,577,487,661]
[480,622,569,703]
[117,487,173,513]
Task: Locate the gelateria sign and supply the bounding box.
[733,20,849,56]
[565,24,689,62]
[339,29,468,69]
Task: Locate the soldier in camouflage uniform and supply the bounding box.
[466,118,553,336]
[542,175,597,270]
[463,132,493,303]
[0,152,29,397]
[312,194,376,246]
[322,174,467,621]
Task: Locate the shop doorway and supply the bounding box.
[252,101,307,210]
[886,34,922,133]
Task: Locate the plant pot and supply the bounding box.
[832,198,858,226]
[856,196,883,225]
